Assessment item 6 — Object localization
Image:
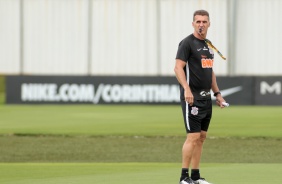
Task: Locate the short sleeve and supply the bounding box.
[176,39,190,62]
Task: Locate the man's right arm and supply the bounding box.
[174,59,194,105]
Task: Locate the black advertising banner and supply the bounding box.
[255,77,282,105]
[5,75,281,105]
[6,76,180,104]
[215,77,254,105]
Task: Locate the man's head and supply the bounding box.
[193,10,209,21]
[192,10,210,38]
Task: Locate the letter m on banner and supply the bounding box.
[260,81,281,95]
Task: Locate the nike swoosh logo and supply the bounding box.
[197,48,202,51]
[211,86,243,100]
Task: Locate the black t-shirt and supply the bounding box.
[176,34,214,100]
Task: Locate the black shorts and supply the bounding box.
[181,99,212,133]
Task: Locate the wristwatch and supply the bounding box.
[213,91,221,97]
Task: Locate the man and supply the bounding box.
[174,10,226,184]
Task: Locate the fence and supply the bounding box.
[0,0,282,76]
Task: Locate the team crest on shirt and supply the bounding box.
[191,107,199,116]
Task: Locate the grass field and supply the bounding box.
[0,75,5,104]
[0,105,282,137]
[0,163,281,184]
[0,104,282,183]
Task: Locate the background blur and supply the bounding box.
[1,0,282,77]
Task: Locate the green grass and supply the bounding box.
[0,105,281,137]
[0,75,4,104]
[0,104,281,183]
[0,75,4,93]
[0,135,281,163]
[0,163,281,184]
[0,93,4,104]
[0,105,281,163]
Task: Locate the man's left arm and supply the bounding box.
[211,71,226,108]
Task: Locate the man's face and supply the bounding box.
[192,15,210,35]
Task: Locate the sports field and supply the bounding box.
[0,104,282,184]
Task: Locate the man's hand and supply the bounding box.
[215,95,226,108]
[184,88,194,106]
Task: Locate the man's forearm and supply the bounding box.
[211,71,220,93]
